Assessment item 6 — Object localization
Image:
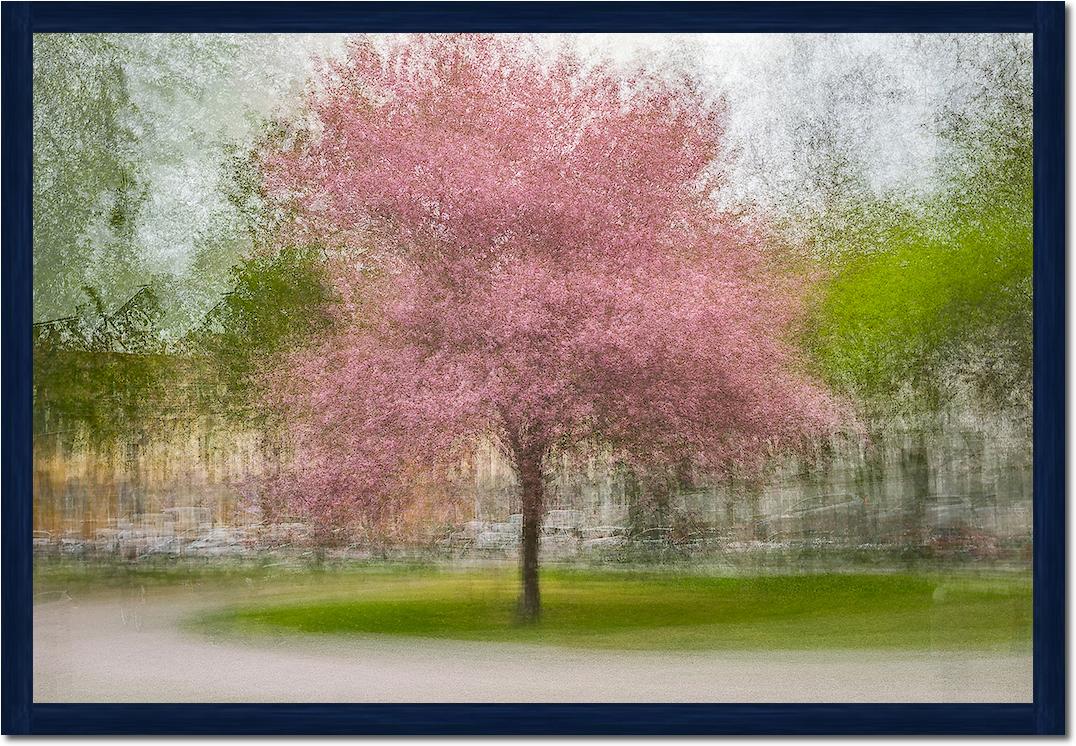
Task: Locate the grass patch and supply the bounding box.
[194,568,1031,651]
[33,556,439,597]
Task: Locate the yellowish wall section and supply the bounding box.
[33,420,264,539]
[32,409,1033,553]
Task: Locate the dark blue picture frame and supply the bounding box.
[1,1,1064,735]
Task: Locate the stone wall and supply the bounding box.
[33,406,1032,555]
[456,410,1031,548]
[33,418,263,541]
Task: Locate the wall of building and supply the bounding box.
[33,403,1032,557]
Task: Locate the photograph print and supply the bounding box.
[32,31,1033,704]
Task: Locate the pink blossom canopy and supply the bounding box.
[261,35,842,522]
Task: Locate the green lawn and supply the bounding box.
[193,568,1031,651]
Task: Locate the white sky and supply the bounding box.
[110,33,1030,275]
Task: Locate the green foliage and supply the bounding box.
[34,350,185,445]
[33,245,337,440]
[805,203,1031,411]
[804,53,1032,415]
[185,246,337,419]
[33,35,150,322]
[33,285,183,444]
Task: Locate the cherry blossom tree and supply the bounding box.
[262,35,842,621]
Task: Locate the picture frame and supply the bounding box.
[1,1,1064,735]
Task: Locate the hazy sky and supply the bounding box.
[34,32,1030,323]
[111,33,1027,270]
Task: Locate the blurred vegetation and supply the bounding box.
[804,183,1031,413]
[34,245,337,444]
[32,285,186,445]
[182,118,339,421]
[802,40,1032,417]
[182,245,337,422]
[33,35,336,442]
[33,35,150,323]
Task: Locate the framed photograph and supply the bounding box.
[1,1,1064,736]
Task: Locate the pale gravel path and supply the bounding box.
[33,590,1031,703]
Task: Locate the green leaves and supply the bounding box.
[796,34,1033,418]
[33,285,174,444]
[803,39,1032,418]
[807,212,1030,412]
[184,245,338,420]
[33,35,150,323]
[805,165,1031,415]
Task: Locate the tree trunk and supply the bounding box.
[517,446,544,623]
[901,431,931,557]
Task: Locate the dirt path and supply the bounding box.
[33,590,1031,703]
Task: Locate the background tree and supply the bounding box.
[33,34,347,332]
[185,245,338,421]
[33,285,174,448]
[796,36,1031,550]
[262,35,841,620]
[33,35,150,323]
[804,35,1032,416]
